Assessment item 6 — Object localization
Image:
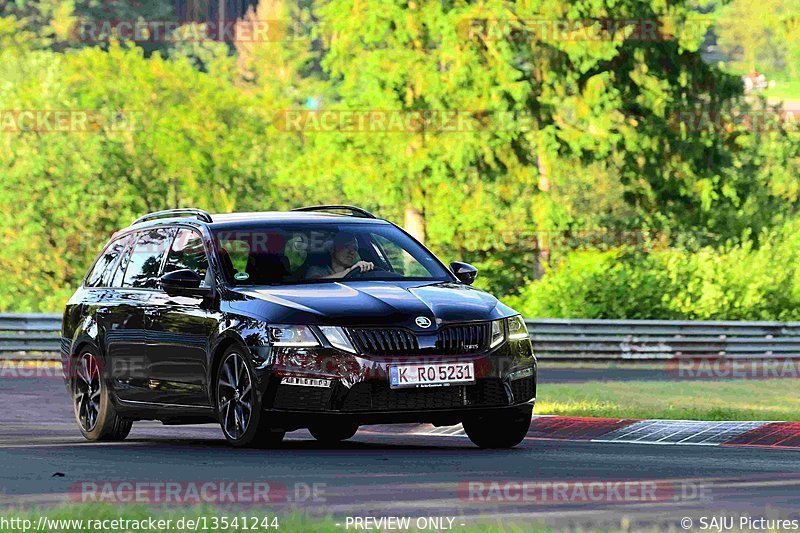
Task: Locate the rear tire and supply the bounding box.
[215,348,285,448]
[463,405,532,449]
[71,348,132,442]
[309,422,358,444]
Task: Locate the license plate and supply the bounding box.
[389,362,475,389]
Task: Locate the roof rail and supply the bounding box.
[132,208,213,226]
[291,205,377,219]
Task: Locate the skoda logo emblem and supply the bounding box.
[415,316,432,328]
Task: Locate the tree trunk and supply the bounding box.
[404,205,426,244]
[534,138,551,278]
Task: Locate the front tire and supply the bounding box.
[215,349,285,448]
[71,348,132,442]
[463,405,532,449]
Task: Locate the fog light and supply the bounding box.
[508,367,534,380]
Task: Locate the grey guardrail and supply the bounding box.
[0,313,62,354]
[2,314,799,361]
[527,318,800,360]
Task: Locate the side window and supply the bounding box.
[86,234,129,288]
[122,228,173,289]
[110,234,136,288]
[227,241,251,274]
[164,229,209,286]
[215,238,251,280]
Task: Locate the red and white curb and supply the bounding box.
[389,416,800,449]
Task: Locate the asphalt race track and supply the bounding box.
[2,375,800,531]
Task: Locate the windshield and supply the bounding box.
[212,222,453,285]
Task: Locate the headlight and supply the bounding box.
[490,319,504,348]
[270,325,320,347]
[318,326,357,353]
[506,315,529,340]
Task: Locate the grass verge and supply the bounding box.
[537,379,800,421]
[763,78,800,102]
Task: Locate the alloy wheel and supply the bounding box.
[217,352,254,440]
[73,352,102,432]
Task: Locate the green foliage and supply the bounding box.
[508,221,800,320]
[504,250,675,319]
[0,0,799,315]
[0,41,277,311]
[716,0,800,79]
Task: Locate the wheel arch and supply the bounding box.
[66,337,104,382]
[71,338,101,358]
[208,333,250,405]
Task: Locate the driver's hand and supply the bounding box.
[350,260,374,273]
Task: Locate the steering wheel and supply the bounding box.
[343,265,369,279]
[343,267,401,280]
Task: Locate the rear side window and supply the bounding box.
[164,229,209,286]
[86,234,130,288]
[110,236,135,288]
[122,228,174,289]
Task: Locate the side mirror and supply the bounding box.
[450,262,478,285]
[160,269,208,296]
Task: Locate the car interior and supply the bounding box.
[215,230,383,284]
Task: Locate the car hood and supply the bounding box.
[227,281,516,329]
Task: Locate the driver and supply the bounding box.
[306,232,374,279]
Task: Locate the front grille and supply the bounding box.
[510,376,535,403]
[372,385,466,411]
[471,380,509,406]
[340,380,510,411]
[436,323,490,354]
[345,322,490,356]
[272,384,334,411]
[346,328,419,356]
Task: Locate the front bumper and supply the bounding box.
[251,338,536,427]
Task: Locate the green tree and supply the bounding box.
[302,0,777,293]
[0,38,274,311]
[716,0,799,77]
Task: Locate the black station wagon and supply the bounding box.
[61,206,537,448]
